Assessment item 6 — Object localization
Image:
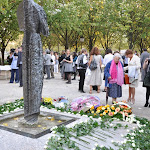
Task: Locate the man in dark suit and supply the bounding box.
[17,46,23,87]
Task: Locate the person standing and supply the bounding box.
[72,52,78,80]
[59,50,66,78]
[88,47,102,94]
[76,48,88,93]
[9,48,19,83]
[44,49,51,79]
[50,51,55,78]
[63,49,73,84]
[54,52,59,73]
[104,53,124,103]
[143,57,150,107]
[124,49,141,104]
[17,46,23,87]
[103,49,114,92]
[140,48,150,81]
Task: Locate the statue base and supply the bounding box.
[0,110,77,138]
[18,118,38,128]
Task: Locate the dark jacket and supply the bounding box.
[17,51,22,67]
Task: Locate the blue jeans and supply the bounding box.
[10,69,19,83]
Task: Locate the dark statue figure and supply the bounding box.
[17,0,49,125]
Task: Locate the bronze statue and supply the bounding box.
[17,0,49,125]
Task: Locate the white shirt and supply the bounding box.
[50,54,55,65]
[76,54,88,69]
[103,54,113,66]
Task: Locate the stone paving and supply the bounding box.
[0,73,150,150]
[0,73,150,120]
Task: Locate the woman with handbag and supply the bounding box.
[88,47,102,94]
[143,58,150,107]
[63,49,73,84]
[104,53,124,103]
[124,50,141,104]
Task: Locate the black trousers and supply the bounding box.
[78,69,86,91]
[19,64,23,86]
[146,87,150,103]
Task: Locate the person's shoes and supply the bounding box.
[144,103,149,107]
[46,78,50,80]
[80,90,86,93]
[131,99,135,104]
[51,77,55,79]
[9,82,13,83]
[66,81,71,84]
[89,91,92,94]
[72,78,76,80]
[102,89,106,92]
[97,89,100,93]
[19,85,23,87]
[15,81,19,83]
[127,98,131,102]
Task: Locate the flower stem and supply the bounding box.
[90,134,106,142]
[72,140,91,150]
[94,130,113,138]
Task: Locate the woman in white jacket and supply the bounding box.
[124,49,141,104]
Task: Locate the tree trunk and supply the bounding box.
[1,41,6,65]
[139,38,143,54]
[75,40,78,53]
[89,37,93,52]
[1,49,5,66]
[65,28,69,50]
[128,32,133,49]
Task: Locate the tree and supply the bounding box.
[119,0,150,50]
[0,0,21,65]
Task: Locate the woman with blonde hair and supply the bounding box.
[88,47,102,94]
[63,49,73,84]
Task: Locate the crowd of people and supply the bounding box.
[7,47,150,108]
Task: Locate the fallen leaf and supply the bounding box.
[13,117,19,120]
[51,117,55,121]
[2,123,8,126]
[38,125,42,127]
[58,120,62,123]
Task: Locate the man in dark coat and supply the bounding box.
[140,48,150,81]
[17,46,23,87]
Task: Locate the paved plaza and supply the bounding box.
[0,73,150,120]
[0,73,150,150]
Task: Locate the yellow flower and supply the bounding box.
[107,107,111,111]
[90,106,94,110]
[102,107,105,110]
[100,113,103,117]
[106,104,110,108]
[97,106,102,110]
[103,112,106,115]
[104,110,108,113]
[44,97,53,104]
[111,106,115,110]
[96,110,100,113]
[94,113,97,116]
[91,111,94,114]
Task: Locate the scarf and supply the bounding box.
[109,60,124,86]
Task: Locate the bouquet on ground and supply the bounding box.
[71,96,101,112]
[41,97,53,105]
[88,101,132,118]
[53,96,69,108]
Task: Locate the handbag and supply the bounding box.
[89,55,97,70]
[124,74,130,84]
[79,55,87,69]
[143,71,150,87]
